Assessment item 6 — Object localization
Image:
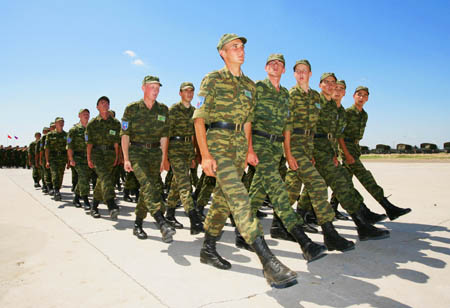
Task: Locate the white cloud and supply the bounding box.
[133,59,145,66]
[123,50,136,57]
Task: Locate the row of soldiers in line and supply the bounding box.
[24,33,413,289]
[0,145,30,168]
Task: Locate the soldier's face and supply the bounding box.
[179,88,194,103]
[79,111,90,122]
[97,99,110,113]
[294,64,312,85]
[319,76,337,96]
[220,39,245,65]
[353,90,369,107]
[55,120,64,130]
[142,83,160,101]
[265,60,285,78]
[332,84,346,100]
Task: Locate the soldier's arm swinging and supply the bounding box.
[113,143,120,166]
[194,117,217,177]
[121,135,133,172]
[86,143,95,169]
[160,137,170,172]
[45,148,50,168]
[67,149,76,167]
[244,122,258,166]
[283,130,298,170]
[338,138,355,165]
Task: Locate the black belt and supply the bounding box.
[209,121,243,132]
[314,133,333,140]
[344,138,359,144]
[252,130,284,142]
[170,136,192,142]
[50,150,66,156]
[94,145,115,151]
[132,142,160,149]
[292,128,312,136]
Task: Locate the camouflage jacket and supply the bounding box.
[67,123,87,154]
[86,114,121,146]
[45,130,68,161]
[193,66,255,125]
[253,78,290,137]
[340,104,368,157]
[28,141,37,164]
[286,85,321,158]
[168,101,195,137]
[313,93,339,155]
[120,99,169,144]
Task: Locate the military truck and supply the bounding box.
[360,145,370,154]
[397,143,413,154]
[420,143,439,153]
[375,144,391,154]
[443,142,450,153]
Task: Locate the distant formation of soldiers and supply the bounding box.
[4,33,422,289]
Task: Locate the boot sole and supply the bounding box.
[200,254,231,270]
[359,233,390,241]
[110,210,119,220]
[388,209,412,221]
[303,246,328,263]
[264,273,298,289]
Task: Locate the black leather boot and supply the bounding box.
[106,199,119,220]
[270,213,296,242]
[290,224,327,262]
[380,197,411,221]
[134,189,139,203]
[90,199,100,218]
[296,209,319,233]
[200,232,231,270]
[165,207,184,229]
[321,221,355,251]
[73,194,82,208]
[235,228,254,251]
[188,209,204,235]
[48,187,55,196]
[153,210,176,243]
[361,203,387,224]
[229,214,236,227]
[123,189,133,202]
[42,185,48,194]
[250,236,298,289]
[34,181,40,188]
[330,196,349,220]
[197,205,205,221]
[82,196,91,211]
[351,208,390,241]
[54,189,61,201]
[256,210,267,218]
[133,217,148,240]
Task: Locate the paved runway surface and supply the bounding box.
[1,162,449,308]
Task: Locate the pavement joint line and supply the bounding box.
[81,229,117,235]
[7,174,171,308]
[197,292,262,307]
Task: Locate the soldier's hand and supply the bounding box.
[69,160,76,167]
[113,156,120,167]
[88,159,95,169]
[160,158,170,172]
[66,162,70,169]
[190,159,197,169]
[45,162,50,169]
[311,157,316,166]
[124,160,133,172]
[246,150,259,167]
[345,154,355,165]
[201,154,217,177]
[333,156,339,167]
[286,155,298,170]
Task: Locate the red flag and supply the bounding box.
[7,135,12,139]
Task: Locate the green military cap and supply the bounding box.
[217,33,247,51]
[180,82,195,91]
[336,80,346,88]
[320,72,337,82]
[266,54,285,65]
[55,117,64,122]
[78,108,90,115]
[354,86,369,95]
[50,122,55,127]
[43,127,50,131]
[293,59,311,72]
[142,75,162,86]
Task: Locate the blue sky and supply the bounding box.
[1,0,449,149]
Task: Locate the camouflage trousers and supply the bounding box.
[124,171,139,191]
[32,165,41,182]
[92,150,116,203]
[130,147,165,219]
[204,130,263,244]
[190,166,199,187]
[195,171,216,208]
[242,164,255,191]
[73,154,91,197]
[249,137,302,232]
[113,165,122,187]
[167,145,195,212]
[42,162,52,188]
[71,166,78,188]
[299,149,360,215]
[165,167,173,191]
[344,158,384,203]
[49,160,66,190]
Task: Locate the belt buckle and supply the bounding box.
[145,143,151,149]
[235,123,242,132]
[184,136,191,143]
[269,134,276,143]
[327,133,333,140]
[305,129,311,136]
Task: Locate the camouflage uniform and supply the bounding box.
[195,171,216,208]
[298,93,360,215]
[86,114,121,203]
[39,133,52,190]
[28,140,40,185]
[67,123,90,198]
[167,101,196,212]
[45,129,67,190]
[249,78,302,231]
[193,66,263,244]
[121,99,169,219]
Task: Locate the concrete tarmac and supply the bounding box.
[1,162,449,308]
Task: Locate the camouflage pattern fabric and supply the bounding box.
[242,165,255,191]
[124,171,139,191]
[28,140,41,183]
[193,67,262,244]
[167,101,196,212]
[121,99,169,218]
[45,130,67,190]
[86,114,121,203]
[38,135,52,188]
[195,171,216,208]
[67,123,90,197]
